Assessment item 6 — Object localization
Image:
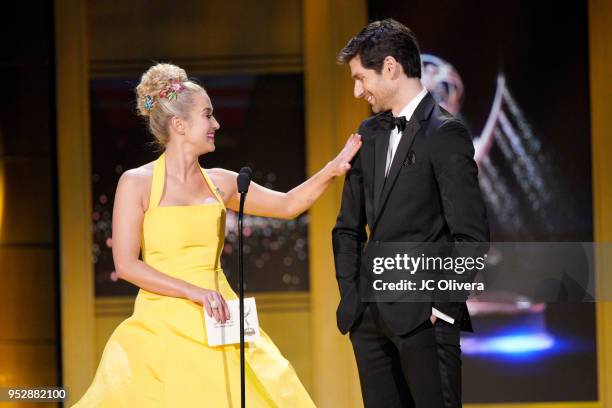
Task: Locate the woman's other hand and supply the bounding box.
[186,286,231,324]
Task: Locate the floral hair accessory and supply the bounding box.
[142,80,185,111]
[159,80,185,101]
[143,95,154,111]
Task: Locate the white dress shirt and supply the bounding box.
[383,87,455,325]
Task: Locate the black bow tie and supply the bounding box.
[376,111,407,132]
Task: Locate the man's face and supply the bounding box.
[348,55,394,113]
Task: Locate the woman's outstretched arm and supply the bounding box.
[210,133,362,219]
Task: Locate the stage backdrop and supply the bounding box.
[369,0,596,403]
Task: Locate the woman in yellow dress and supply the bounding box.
[71,63,361,407]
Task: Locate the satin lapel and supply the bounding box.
[372,127,391,217]
[373,118,420,225]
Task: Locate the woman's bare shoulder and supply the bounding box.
[117,161,156,210]
[207,167,237,179]
[119,161,155,185]
[206,167,238,201]
[207,167,239,187]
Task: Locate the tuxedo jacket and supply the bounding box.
[332,92,490,336]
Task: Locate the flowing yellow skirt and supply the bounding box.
[71,281,315,407]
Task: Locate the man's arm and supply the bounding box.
[429,119,490,319]
[332,145,368,293]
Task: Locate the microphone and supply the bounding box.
[237,167,252,194]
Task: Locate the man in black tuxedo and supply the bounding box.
[333,19,489,407]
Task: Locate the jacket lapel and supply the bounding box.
[373,118,420,223]
[371,93,436,232]
[372,126,390,217]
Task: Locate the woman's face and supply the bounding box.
[184,91,220,154]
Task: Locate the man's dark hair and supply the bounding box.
[337,18,421,78]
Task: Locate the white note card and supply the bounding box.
[203,297,261,347]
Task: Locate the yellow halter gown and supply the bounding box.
[71,152,315,407]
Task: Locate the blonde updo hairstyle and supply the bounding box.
[135,63,205,146]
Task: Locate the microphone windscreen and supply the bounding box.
[239,167,252,178]
[237,167,252,193]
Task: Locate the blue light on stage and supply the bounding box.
[461,332,558,358]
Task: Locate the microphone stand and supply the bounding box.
[238,191,246,408]
[236,167,251,408]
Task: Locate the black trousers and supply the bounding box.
[349,303,462,408]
